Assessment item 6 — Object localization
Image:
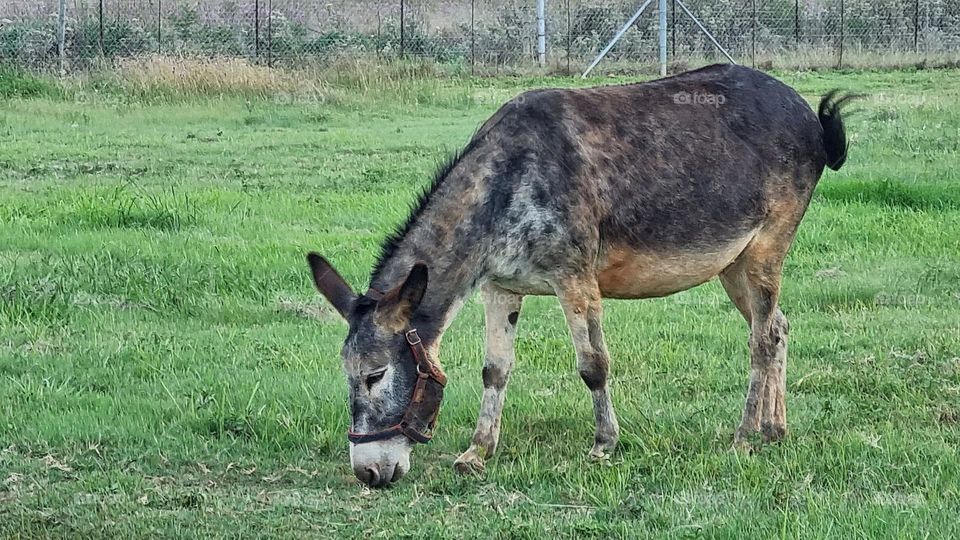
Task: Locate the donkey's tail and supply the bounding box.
[818,90,861,171]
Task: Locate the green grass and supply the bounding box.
[1,66,959,538]
[0,67,61,99]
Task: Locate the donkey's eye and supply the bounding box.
[365,370,386,390]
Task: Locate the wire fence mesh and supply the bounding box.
[2,0,959,73]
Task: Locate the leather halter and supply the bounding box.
[346,289,447,445]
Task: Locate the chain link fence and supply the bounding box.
[2,1,959,73]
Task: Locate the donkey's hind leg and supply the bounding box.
[720,246,790,451]
[554,279,620,459]
[454,282,523,474]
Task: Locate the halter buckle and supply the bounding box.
[348,326,444,446]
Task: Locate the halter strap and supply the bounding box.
[347,289,446,445]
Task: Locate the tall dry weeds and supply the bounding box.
[108,56,324,99]
[77,55,475,107]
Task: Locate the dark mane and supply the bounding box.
[369,137,481,281]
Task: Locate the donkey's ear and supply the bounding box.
[306,252,356,319]
[376,264,428,329]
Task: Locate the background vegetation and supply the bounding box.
[2,0,960,72]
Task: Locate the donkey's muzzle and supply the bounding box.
[350,438,412,488]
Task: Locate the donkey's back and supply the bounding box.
[474,64,845,300]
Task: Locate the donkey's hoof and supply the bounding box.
[453,451,485,475]
[733,427,757,453]
[588,442,615,461]
[732,437,755,454]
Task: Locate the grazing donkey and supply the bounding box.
[307,64,855,487]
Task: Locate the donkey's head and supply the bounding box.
[306,253,444,487]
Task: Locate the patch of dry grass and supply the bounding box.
[758,48,960,71]
[107,55,324,99]
[65,55,475,107]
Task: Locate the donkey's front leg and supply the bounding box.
[454,283,523,473]
[555,280,620,460]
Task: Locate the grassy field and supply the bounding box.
[1,64,959,538]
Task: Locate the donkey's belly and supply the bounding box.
[597,232,756,299]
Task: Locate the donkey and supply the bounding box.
[307,64,855,487]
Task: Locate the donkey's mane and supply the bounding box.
[369,137,482,281]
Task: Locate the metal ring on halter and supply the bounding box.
[347,323,447,445]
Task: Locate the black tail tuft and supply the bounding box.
[818,90,861,171]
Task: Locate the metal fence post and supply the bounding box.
[794,0,799,49]
[913,0,920,54]
[751,0,756,67]
[157,0,162,54]
[99,0,104,55]
[267,0,273,67]
[566,0,572,75]
[537,0,546,67]
[57,0,66,73]
[400,0,405,59]
[838,0,844,68]
[659,0,667,76]
[255,0,260,61]
[470,0,476,74]
[671,0,676,58]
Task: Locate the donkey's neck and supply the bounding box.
[369,163,490,342]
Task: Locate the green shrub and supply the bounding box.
[0,66,59,98]
[0,20,56,67]
[67,18,154,63]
